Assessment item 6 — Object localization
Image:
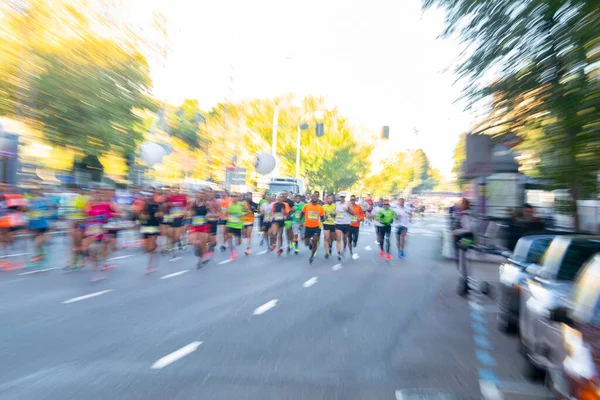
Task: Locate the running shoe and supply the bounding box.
[294,248,299,255]
[230,250,238,260]
[205,251,214,259]
[270,244,276,252]
[385,253,393,261]
[245,248,252,255]
[337,254,342,261]
[324,252,329,259]
[259,239,264,246]
[379,250,385,260]
[399,251,405,259]
[220,245,227,252]
[309,256,314,264]
[286,245,291,255]
[277,249,283,257]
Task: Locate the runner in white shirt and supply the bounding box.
[260,195,275,249]
[372,202,382,245]
[334,191,354,261]
[394,197,411,259]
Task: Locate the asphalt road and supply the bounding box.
[0,215,552,400]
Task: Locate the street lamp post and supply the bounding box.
[296,123,309,178]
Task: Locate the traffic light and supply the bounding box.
[381,126,389,140]
[316,122,324,137]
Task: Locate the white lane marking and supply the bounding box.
[253,299,278,315]
[62,290,113,304]
[151,341,203,369]
[108,255,134,261]
[160,270,189,280]
[332,263,343,271]
[364,246,372,251]
[218,259,233,265]
[1,252,31,258]
[256,250,268,255]
[302,277,318,288]
[0,278,27,285]
[469,300,483,311]
[18,267,60,275]
[480,380,504,400]
[352,253,360,260]
[169,257,182,262]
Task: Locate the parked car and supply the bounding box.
[497,234,556,332]
[519,235,600,378]
[545,253,600,399]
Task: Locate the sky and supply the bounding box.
[126,0,473,178]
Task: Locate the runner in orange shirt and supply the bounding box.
[349,195,365,257]
[302,192,325,264]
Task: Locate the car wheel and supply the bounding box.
[497,314,517,334]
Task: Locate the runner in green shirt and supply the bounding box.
[225,193,245,259]
[290,194,306,254]
[376,199,396,260]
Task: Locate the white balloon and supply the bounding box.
[255,152,276,175]
[140,142,166,166]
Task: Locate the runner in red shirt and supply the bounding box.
[166,187,188,258]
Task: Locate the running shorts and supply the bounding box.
[227,227,242,237]
[396,226,408,235]
[323,224,335,233]
[335,224,349,234]
[304,227,321,238]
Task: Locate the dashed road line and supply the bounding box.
[151,341,203,369]
[332,263,343,271]
[256,250,268,255]
[108,255,134,261]
[62,290,113,304]
[480,379,504,400]
[218,259,233,265]
[364,246,372,251]
[160,270,189,280]
[169,257,183,262]
[253,299,278,315]
[18,267,60,275]
[302,277,318,288]
[476,349,497,366]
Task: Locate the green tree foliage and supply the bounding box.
[203,96,372,193]
[0,0,154,157]
[423,0,600,228]
[171,100,207,150]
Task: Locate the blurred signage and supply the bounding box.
[226,167,246,186]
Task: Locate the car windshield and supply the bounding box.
[539,237,570,276]
[572,256,600,324]
[556,243,600,281]
[526,238,553,264]
[269,184,296,194]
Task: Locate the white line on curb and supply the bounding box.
[332,264,343,271]
[18,267,60,275]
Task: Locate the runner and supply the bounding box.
[322,194,336,259]
[375,199,396,260]
[281,191,296,254]
[260,194,275,250]
[166,187,187,257]
[225,193,245,259]
[372,200,383,247]
[394,197,411,259]
[190,190,210,268]
[83,192,114,281]
[257,192,268,246]
[290,194,305,255]
[334,191,354,261]
[365,194,374,224]
[270,194,291,256]
[26,188,51,267]
[348,195,365,257]
[156,189,170,254]
[140,192,162,274]
[218,191,231,252]
[302,192,325,264]
[205,188,221,258]
[242,192,257,255]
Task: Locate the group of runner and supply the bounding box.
[0,184,415,279]
[256,191,412,264]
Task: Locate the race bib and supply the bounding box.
[30,211,46,219]
[265,213,272,220]
[192,216,206,226]
[141,226,159,234]
[350,215,358,222]
[163,215,174,223]
[308,211,319,221]
[85,224,103,236]
[335,212,346,223]
[228,215,241,224]
[274,212,284,221]
[171,207,184,217]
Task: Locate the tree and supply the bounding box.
[423,0,600,229]
[171,100,208,150]
[0,0,154,158]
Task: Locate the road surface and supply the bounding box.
[0,215,552,399]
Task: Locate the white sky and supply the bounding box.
[126,0,473,177]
